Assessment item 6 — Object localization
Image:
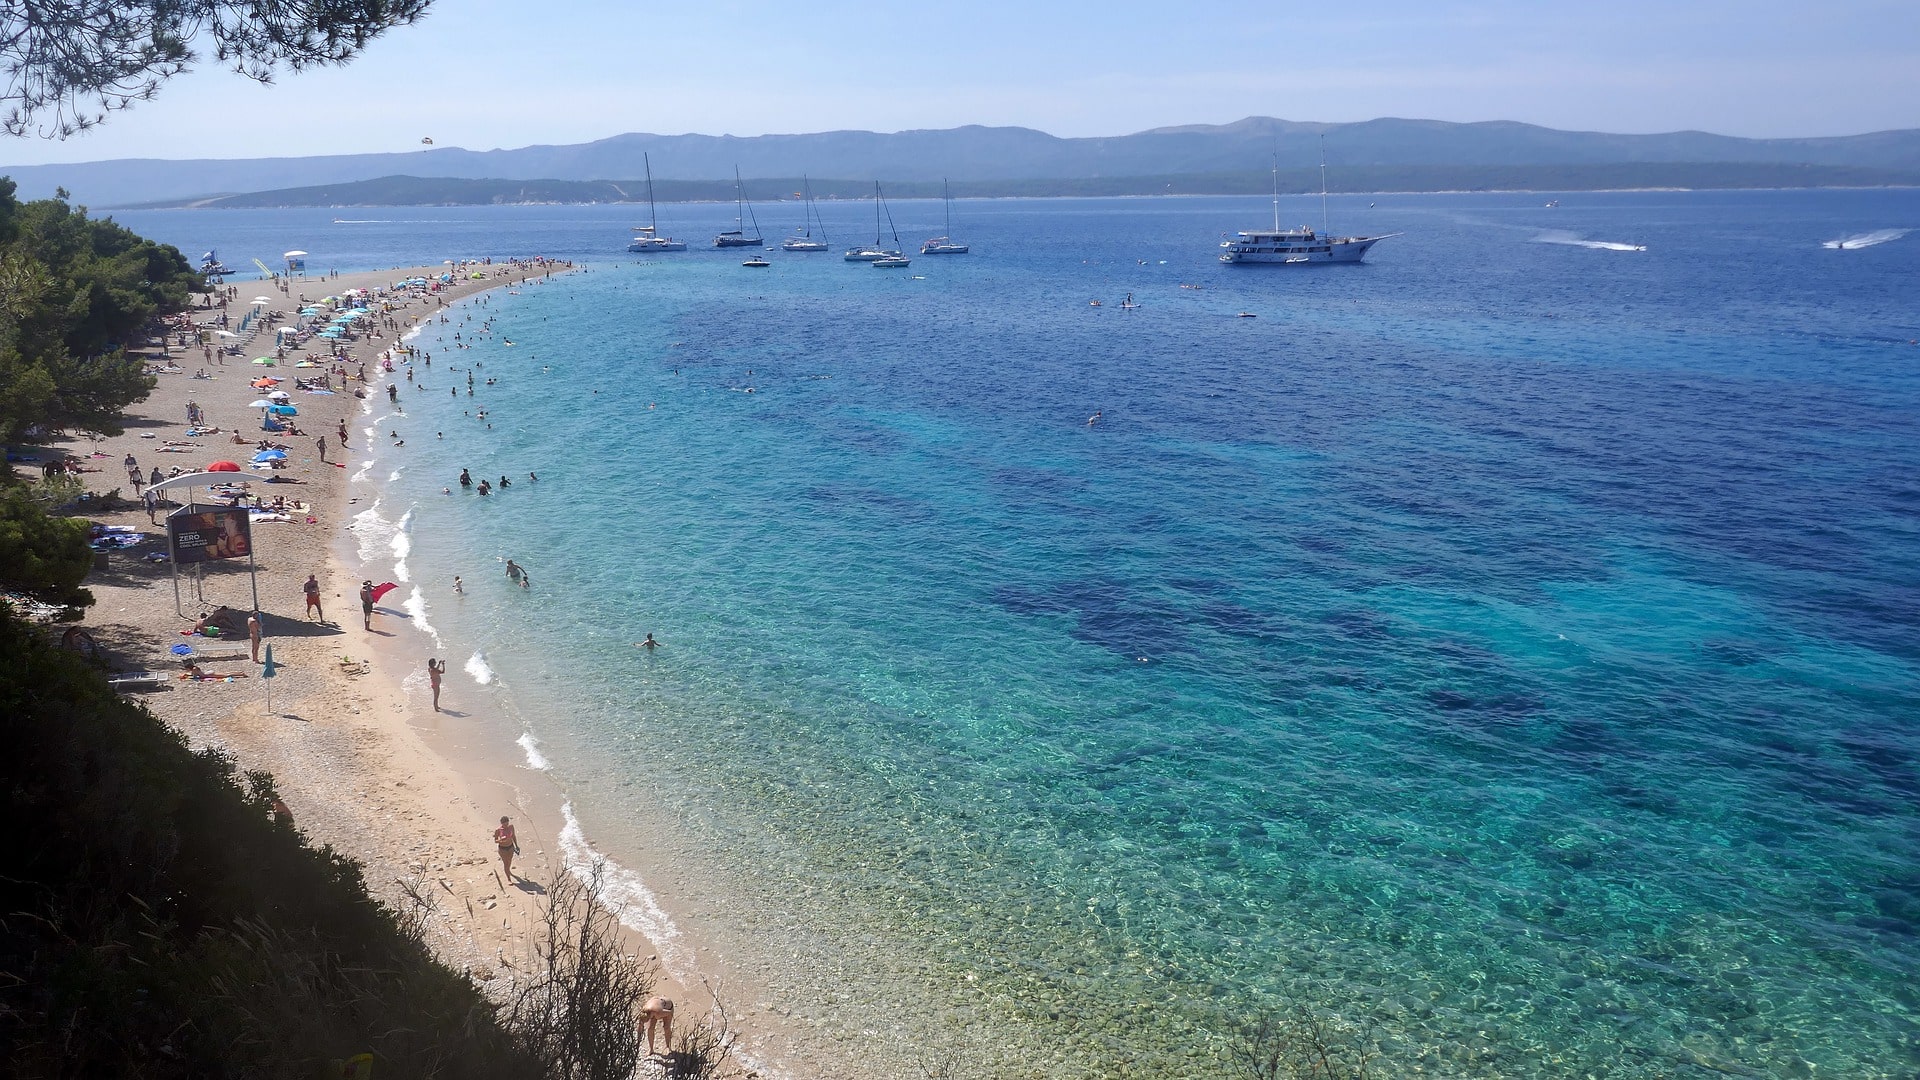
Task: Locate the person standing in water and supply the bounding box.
[427,657,446,712]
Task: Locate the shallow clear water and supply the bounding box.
[122,192,1920,1076]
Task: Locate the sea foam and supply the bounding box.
[556,802,687,972]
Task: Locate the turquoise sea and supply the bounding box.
[119,191,1920,1077]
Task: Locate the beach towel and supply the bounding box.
[369,581,400,604]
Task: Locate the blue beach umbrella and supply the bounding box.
[262,643,278,714]
[252,450,287,463]
[267,404,298,416]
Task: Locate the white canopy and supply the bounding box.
[283,250,308,258]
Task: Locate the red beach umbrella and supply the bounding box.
[207,461,242,472]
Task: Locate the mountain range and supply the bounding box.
[6,117,1918,208]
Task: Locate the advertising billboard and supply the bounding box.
[168,506,253,565]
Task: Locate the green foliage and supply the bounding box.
[0,483,94,607]
[2,1,434,137]
[0,178,196,444]
[0,607,540,1077]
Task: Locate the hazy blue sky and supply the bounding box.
[4,0,1915,166]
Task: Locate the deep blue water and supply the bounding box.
[118,192,1920,1076]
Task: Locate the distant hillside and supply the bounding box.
[9,117,1920,207]
[136,162,1920,210]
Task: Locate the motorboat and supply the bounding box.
[743,255,770,267]
[872,254,911,268]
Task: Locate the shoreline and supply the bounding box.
[26,259,823,1076]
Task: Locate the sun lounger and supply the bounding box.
[108,671,167,692]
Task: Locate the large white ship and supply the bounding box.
[1220,144,1396,265]
[1218,226,1388,264]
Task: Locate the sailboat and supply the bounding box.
[921,179,968,254]
[627,154,687,253]
[713,166,765,248]
[844,182,905,262]
[1218,140,1399,265]
[782,177,829,252]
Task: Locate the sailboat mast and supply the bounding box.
[645,153,658,233]
[944,178,953,233]
[1319,135,1329,234]
[1270,153,1280,233]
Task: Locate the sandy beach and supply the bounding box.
[19,260,749,1071]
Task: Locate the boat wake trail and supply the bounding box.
[1824,228,1912,249]
[1534,229,1646,252]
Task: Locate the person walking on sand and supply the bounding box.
[247,611,262,663]
[359,580,375,630]
[303,574,324,621]
[427,657,446,712]
[494,816,518,880]
[640,997,674,1058]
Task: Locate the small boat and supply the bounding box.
[1088,299,1103,307]
[782,177,830,252]
[743,256,770,268]
[846,182,904,262]
[1545,199,1561,208]
[872,254,911,268]
[1236,312,1258,318]
[920,179,969,255]
[628,154,687,252]
[714,166,765,248]
[1118,292,1140,310]
[1219,142,1398,265]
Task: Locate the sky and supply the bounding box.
[3,0,1916,166]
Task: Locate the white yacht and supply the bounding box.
[782,177,830,252]
[845,182,905,262]
[921,179,969,254]
[873,253,911,268]
[1220,145,1396,265]
[627,154,687,252]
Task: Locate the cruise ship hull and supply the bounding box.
[1219,233,1389,264]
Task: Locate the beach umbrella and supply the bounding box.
[262,643,278,715]
[207,461,242,472]
[251,376,281,387]
[267,390,291,401]
[214,329,238,338]
[251,357,276,366]
[252,449,287,462]
[267,405,298,416]
[248,398,276,408]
